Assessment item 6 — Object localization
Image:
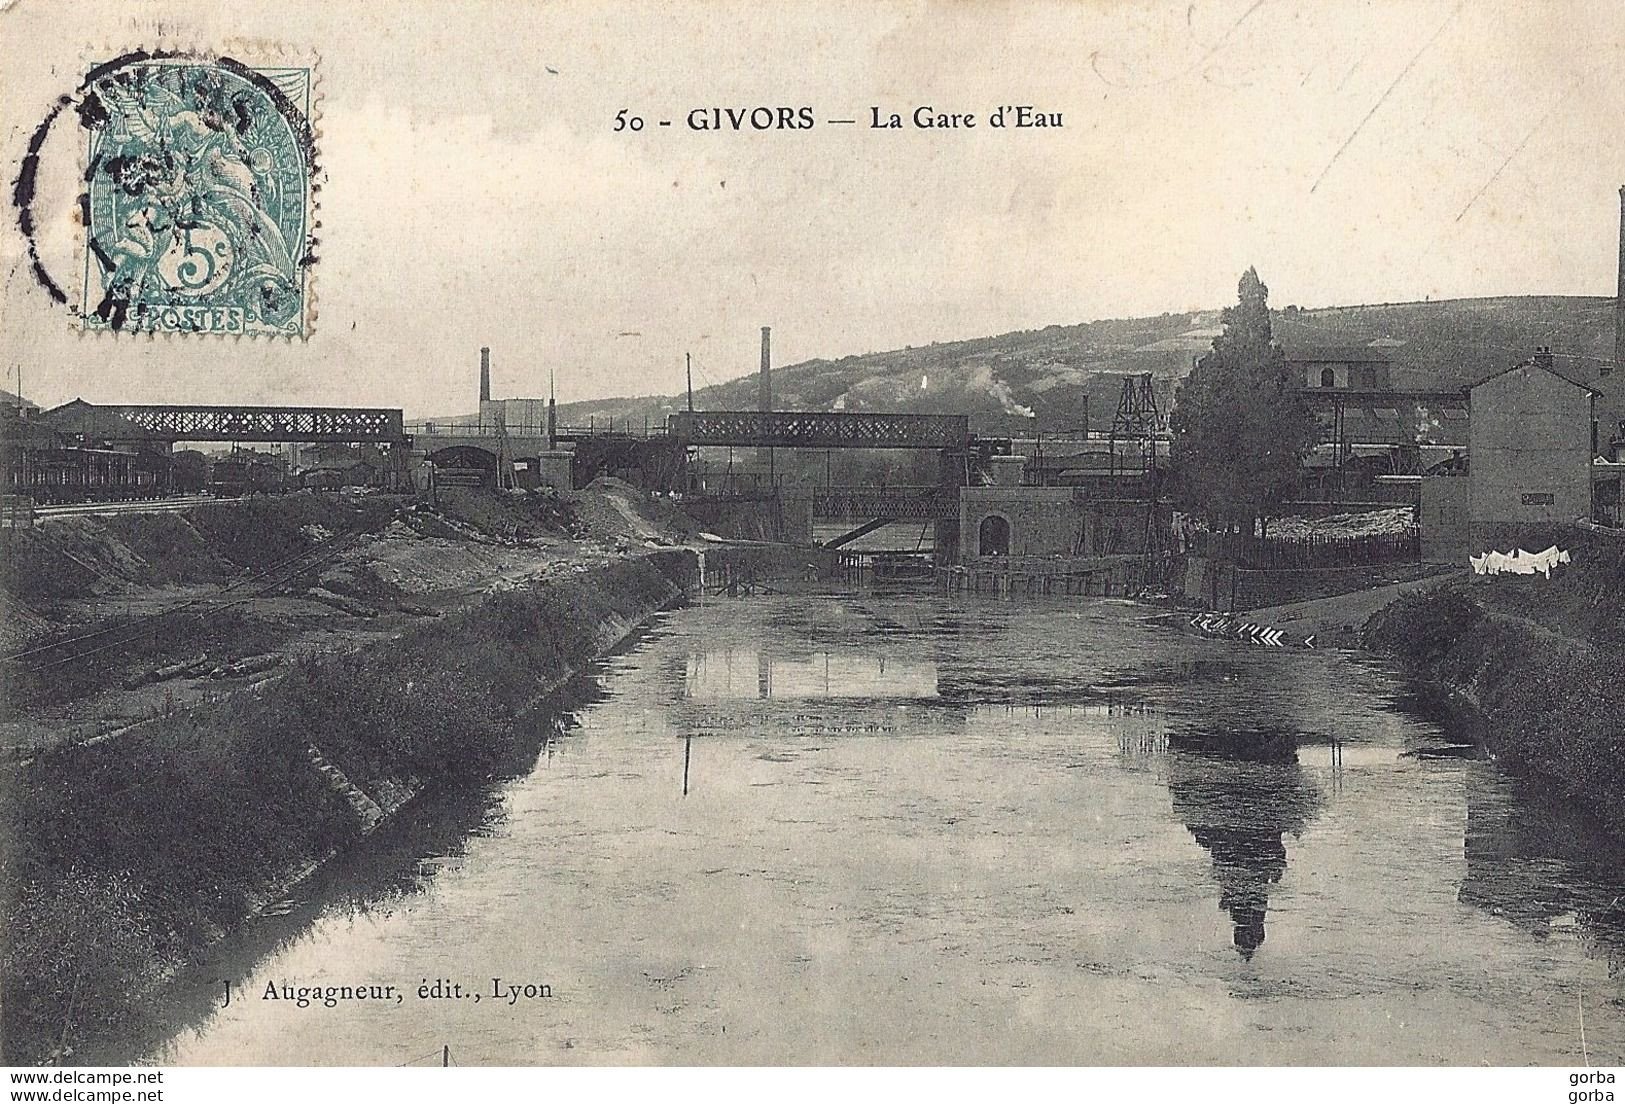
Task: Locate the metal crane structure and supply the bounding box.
[1107,373,1171,582]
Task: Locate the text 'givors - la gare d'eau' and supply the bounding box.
[613,105,1064,132]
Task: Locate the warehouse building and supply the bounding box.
[1421,349,1605,560]
[1467,349,1596,537]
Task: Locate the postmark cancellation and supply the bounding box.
[14,47,320,338]
[80,54,317,337]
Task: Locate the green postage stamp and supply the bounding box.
[78,53,317,336]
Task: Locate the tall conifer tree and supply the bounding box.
[1170,267,1317,534]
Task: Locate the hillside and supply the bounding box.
[539,295,1617,437]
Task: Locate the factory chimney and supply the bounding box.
[547,369,557,449]
[479,346,492,403]
[1612,185,1624,376]
[758,326,772,413]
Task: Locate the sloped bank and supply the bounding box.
[1,548,727,1065]
[1363,578,1625,833]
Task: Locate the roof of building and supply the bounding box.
[1588,367,1625,399]
[1467,358,1600,395]
[1333,404,1469,447]
[0,388,40,413]
[1282,345,1395,363]
[39,399,170,441]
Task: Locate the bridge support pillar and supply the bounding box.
[933,517,961,565]
[385,440,413,491]
[778,490,813,544]
[538,450,573,492]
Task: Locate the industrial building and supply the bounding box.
[2,400,173,503]
[1415,188,1625,560]
[1468,351,1597,529]
[1290,345,1395,392]
[1421,348,1621,560]
[957,453,1168,562]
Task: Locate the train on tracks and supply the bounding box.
[206,456,290,497]
[4,445,172,505]
[4,443,292,505]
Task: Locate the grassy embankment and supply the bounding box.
[1363,524,1625,827]
[0,548,698,1064]
[0,488,598,721]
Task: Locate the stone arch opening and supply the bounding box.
[977,513,1011,557]
[1320,367,1336,388]
[429,445,498,488]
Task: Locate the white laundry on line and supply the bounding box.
[1468,545,1571,577]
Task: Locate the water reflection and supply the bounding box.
[112,675,604,1065]
[137,595,1625,1064]
[682,647,938,701]
[673,604,965,748]
[682,732,692,797]
[1462,762,1625,980]
[1165,728,1323,960]
[1109,699,1168,766]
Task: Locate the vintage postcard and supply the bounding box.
[2,0,1624,1097]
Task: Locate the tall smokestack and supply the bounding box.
[1613,186,1623,377]
[480,346,492,403]
[547,369,557,449]
[758,326,772,413]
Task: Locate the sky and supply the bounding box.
[3,0,1625,416]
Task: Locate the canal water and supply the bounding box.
[151,593,1625,1065]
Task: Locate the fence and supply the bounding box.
[1190,528,1421,569]
[405,419,669,438]
[1,495,35,528]
[937,552,1173,599]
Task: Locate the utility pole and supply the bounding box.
[760,326,774,490]
[16,362,25,505]
[686,352,694,412]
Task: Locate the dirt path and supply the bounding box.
[1240,568,1457,647]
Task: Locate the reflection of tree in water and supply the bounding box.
[1165,728,1323,960]
[1461,762,1625,979]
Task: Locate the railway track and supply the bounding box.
[3,527,370,674]
[31,495,239,520]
